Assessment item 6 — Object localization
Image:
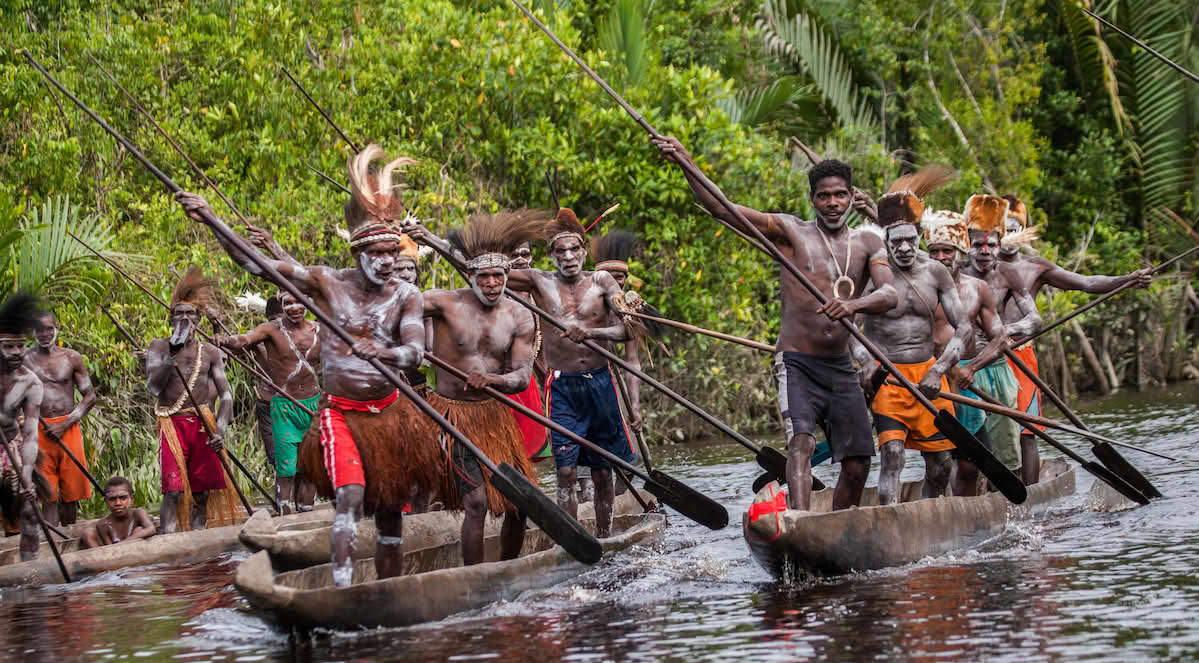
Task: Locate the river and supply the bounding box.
[1,383,1197,661]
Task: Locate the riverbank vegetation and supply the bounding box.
[1,0,1196,514]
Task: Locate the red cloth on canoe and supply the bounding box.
[505,374,548,460]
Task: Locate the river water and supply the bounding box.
[1,383,1197,661]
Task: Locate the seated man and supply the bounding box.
[82,477,154,548]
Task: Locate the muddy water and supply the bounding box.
[1,383,1197,661]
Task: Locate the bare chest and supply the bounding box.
[27,353,72,386]
[438,306,514,357]
[325,285,407,342]
[540,277,608,324]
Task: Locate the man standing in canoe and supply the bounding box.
[503,239,550,463]
[144,268,238,533]
[653,135,897,511]
[218,291,321,515]
[0,295,49,561]
[177,145,439,587]
[26,311,96,526]
[850,168,970,504]
[996,195,1152,484]
[959,195,1041,475]
[923,210,1011,496]
[409,210,544,564]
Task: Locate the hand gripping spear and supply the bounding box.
[24,52,603,566]
[506,0,1026,505]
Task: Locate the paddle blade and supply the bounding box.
[489,463,602,564]
[752,445,826,493]
[1083,461,1151,506]
[645,469,729,530]
[1091,442,1162,499]
[756,445,787,478]
[934,410,1027,505]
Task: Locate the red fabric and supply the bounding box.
[1007,345,1046,435]
[318,407,365,489]
[326,390,399,413]
[505,374,548,460]
[160,414,226,493]
[748,489,788,522]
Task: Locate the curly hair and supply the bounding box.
[808,159,852,192]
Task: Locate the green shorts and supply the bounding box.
[271,394,320,478]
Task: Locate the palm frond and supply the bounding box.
[8,196,128,306]
[1058,0,1132,135]
[717,76,819,127]
[598,0,653,90]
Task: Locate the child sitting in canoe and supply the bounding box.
[81,477,155,548]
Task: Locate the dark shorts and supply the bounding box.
[774,351,875,463]
[546,365,638,470]
[448,438,485,498]
[254,398,275,468]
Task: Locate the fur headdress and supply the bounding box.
[0,293,43,340]
[449,208,553,271]
[170,267,215,314]
[1003,194,1028,226]
[345,144,416,248]
[875,165,957,229]
[545,207,586,249]
[962,195,1009,236]
[397,234,420,265]
[922,209,968,253]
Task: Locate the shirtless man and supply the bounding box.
[219,292,321,514]
[26,311,96,526]
[654,135,896,511]
[407,210,542,562]
[997,195,1152,484]
[145,269,233,533]
[924,210,1011,496]
[81,476,154,548]
[178,145,436,587]
[959,195,1042,474]
[0,294,46,561]
[850,173,968,504]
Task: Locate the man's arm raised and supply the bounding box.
[652,135,790,247]
[218,321,274,352]
[1037,256,1152,294]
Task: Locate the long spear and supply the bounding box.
[280,67,361,152]
[624,310,776,353]
[0,427,70,581]
[26,52,602,566]
[1081,8,1199,86]
[507,0,1026,505]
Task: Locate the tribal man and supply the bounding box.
[145,268,237,533]
[959,195,1041,475]
[417,210,543,565]
[503,239,551,464]
[0,295,49,561]
[653,135,896,511]
[851,168,968,503]
[997,195,1152,484]
[27,310,96,526]
[924,210,1010,496]
[178,145,439,586]
[219,291,321,514]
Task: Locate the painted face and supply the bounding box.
[105,485,133,517]
[810,176,852,231]
[470,266,508,307]
[968,230,1001,273]
[0,339,24,371]
[550,236,586,278]
[928,245,959,272]
[887,224,919,270]
[395,259,418,285]
[606,270,628,289]
[356,240,400,286]
[34,314,57,349]
[169,304,200,346]
[1001,215,1023,256]
[280,294,305,324]
[508,243,532,270]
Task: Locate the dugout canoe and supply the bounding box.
[744,457,1075,579]
[235,491,664,629]
[0,507,334,587]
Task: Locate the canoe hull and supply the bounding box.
[744,458,1075,579]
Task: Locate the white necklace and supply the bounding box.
[817,224,854,299]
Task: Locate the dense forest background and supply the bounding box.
[1,0,1196,514]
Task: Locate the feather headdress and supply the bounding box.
[448,208,553,271]
[875,165,957,229]
[922,209,968,253]
[544,206,586,249]
[0,293,43,339]
[345,144,416,248]
[170,267,215,313]
[234,291,268,315]
[962,195,1009,236]
[1001,226,1040,250]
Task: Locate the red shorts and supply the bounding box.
[505,374,548,460]
[160,414,226,493]
[319,391,400,490]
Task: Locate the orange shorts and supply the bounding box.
[37,415,92,503]
[871,358,956,453]
[1007,344,1046,435]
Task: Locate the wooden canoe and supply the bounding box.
[242,490,651,571]
[0,507,334,587]
[744,457,1075,579]
[235,491,664,629]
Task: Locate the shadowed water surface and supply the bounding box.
[1,383,1197,661]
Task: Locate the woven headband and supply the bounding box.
[466,253,509,271]
[350,223,404,248]
[549,231,585,248]
[595,260,629,273]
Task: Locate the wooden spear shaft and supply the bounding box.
[0,427,71,581]
[624,310,776,352]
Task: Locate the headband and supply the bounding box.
[595,260,629,273]
[350,222,404,248]
[466,253,509,271]
[549,231,585,248]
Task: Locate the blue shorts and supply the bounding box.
[546,365,638,470]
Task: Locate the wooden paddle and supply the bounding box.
[37,419,104,494]
[423,351,729,530]
[0,426,71,582]
[921,385,1131,446]
[505,0,1026,506]
[609,365,654,471]
[27,51,603,566]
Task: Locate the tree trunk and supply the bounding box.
[1053,331,1075,399]
[1099,326,1120,391]
[1071,320,1111,394]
